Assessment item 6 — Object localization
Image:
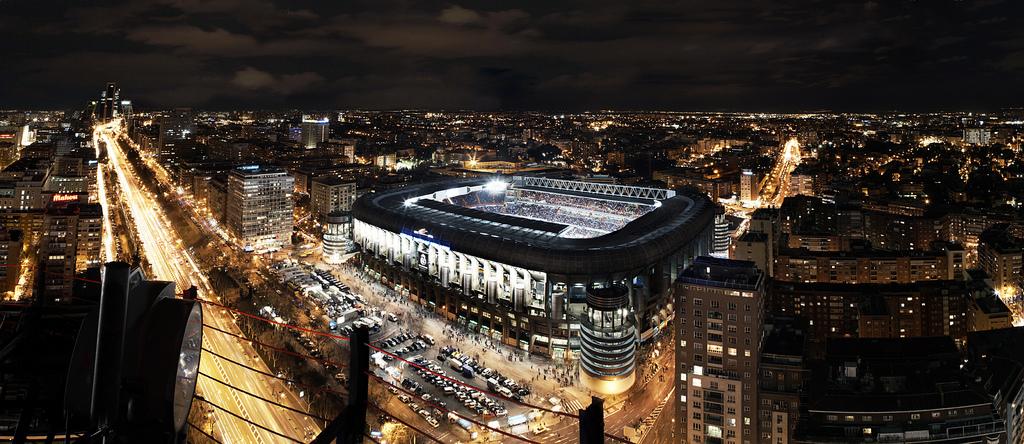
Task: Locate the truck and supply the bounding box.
[486,378,500,391]
[462,367,474,379]
[447,413,478,439]
[449,360,463,372]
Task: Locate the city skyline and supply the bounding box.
[2,1,1023,111]
[2,0,1024,441]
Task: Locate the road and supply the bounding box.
[759,137,802,208]
[720,137,802,240]
[95,121,321,444]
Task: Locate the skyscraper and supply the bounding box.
[740,169,759,202]
[158,108,195,162]
[97,82,120,122]
[40,203,102,301]
[225,165,294,252]
[675,256,766,444]
[300,115,329,149]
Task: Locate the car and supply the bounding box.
[387,386,399,395]
[398,395,411,404]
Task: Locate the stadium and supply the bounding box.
[351,176,716,395]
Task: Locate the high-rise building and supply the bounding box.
[675,257,766,444]
[225,165,294,252]
[964,327,1024,444]
[322,138,356,162]
[788,172,814,196]
[0,229,23,295]
[119,100,133,122]
[40,203,102,301]
[740,169,759,202]
[309,176,356,221]
[734,232,772,276]
[978,225,1023,297]
[770,280,971,346]
[158,108,195,162]
[963,128,992,146]
[300,115,330,149]
[97,82,120,122]
[758,317,807,444]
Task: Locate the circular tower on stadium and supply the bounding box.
[579,285,636,395]
[322,211,351,264]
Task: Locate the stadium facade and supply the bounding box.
[352,176,716,394]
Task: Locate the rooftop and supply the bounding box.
[231,164,287,176]
[678,256,763,290]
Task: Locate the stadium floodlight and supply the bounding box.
[485,180,508,193]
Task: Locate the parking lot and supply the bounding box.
[270,260,555,440]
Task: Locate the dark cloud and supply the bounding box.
[0,0,1021,111]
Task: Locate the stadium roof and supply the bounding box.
[352,177,715,278]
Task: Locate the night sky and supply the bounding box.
[1,0,1022,111]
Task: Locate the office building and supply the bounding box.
[158,108,195,162]
[675,257,766,444]
[225,165,294,252]
[963,128,992,146]
[310,176,356,221]
[300,115,330,149]
[97,82,119,122]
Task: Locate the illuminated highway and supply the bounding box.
[760,137,802,207]
[95,121,320,443]
[720,137,802,240]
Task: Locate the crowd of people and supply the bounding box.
[514,189,653,218]
[477,202,625,237]
[442,188,655,239]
